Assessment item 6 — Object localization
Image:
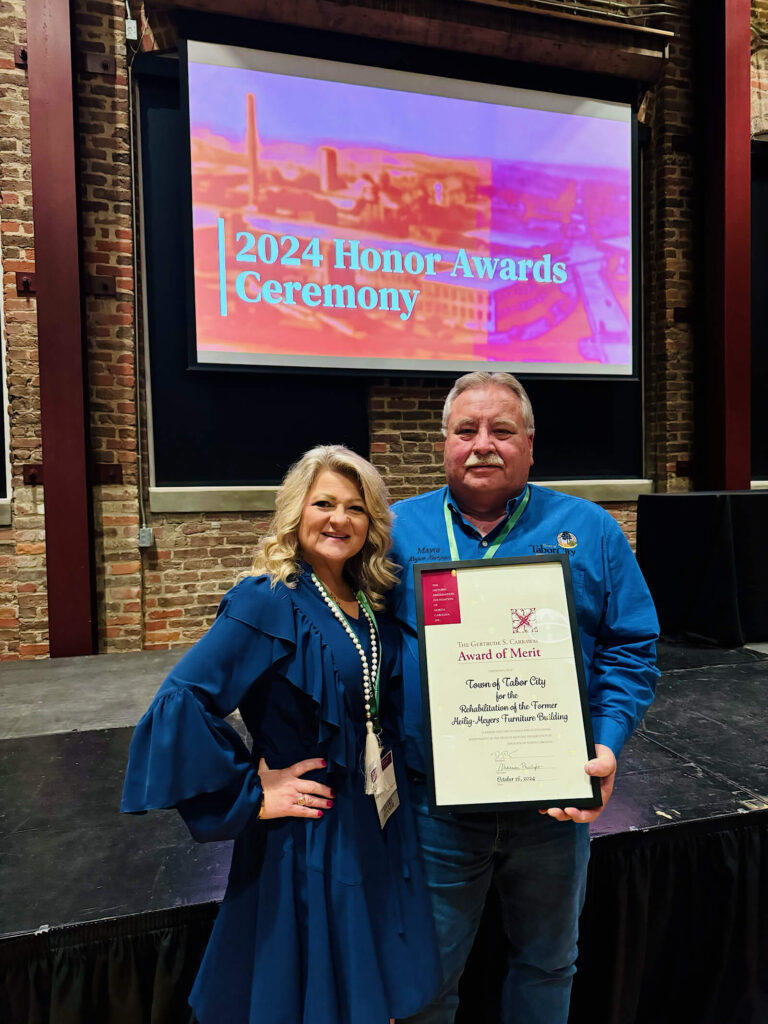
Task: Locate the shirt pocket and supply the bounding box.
[568,562,586,602]
[568,563,600,633]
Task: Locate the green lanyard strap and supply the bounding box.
[443,486,530,562]
[356,590,382,727]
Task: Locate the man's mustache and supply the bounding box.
[464,453,505,468]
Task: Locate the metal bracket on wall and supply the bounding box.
[14,44,28,69]
[15,272,35,295]
[92,464,124,485]
[22,464,43,486]
[81,52,116,76]
[87,275,117,297]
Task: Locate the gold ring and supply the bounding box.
[296,794,307,806]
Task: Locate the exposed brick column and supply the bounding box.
[643,8,695,493]
[0,0,49,658]
[74,0,145,652]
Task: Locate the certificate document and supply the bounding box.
[414,555,601,813]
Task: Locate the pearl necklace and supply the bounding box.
[311,573,385,796]
[311,572,379,728]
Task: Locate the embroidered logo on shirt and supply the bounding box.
[557,531,578,549]
[511,608,538,633]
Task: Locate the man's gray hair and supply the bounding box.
[441,372,535,436]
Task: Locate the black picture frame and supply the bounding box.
[414,554,601,814]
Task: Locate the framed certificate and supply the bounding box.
[414,555,601,813]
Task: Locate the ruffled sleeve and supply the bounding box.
[121,575,347,842]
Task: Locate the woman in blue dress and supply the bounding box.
[122,445,441,1024]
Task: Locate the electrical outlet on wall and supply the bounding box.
[138,527,154,549]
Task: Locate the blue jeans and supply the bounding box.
[403,778,590,1024]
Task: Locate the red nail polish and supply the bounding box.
[326,800,333,808]
[317,810,324,817]
[321,759,327,767]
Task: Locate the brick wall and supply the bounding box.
[370,384,447,501]
[0,0,47,659]
[139,513,269,649]
[639,9,695,494]
[0,0,715,658]
[74,0,144,653]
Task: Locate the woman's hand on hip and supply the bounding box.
[257,757,335,820]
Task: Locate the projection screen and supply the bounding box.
[185,41,635,376]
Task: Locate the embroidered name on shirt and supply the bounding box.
[408,546,445,563]
[529,543,574,556]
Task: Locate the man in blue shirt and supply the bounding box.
[390,371,659,1024]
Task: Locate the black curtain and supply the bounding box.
[458,811,768,1024]
[0,905,215,1024]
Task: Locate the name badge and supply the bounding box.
[369,748,399,829]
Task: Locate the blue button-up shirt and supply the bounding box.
[389,484,660,773]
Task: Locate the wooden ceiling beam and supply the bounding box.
[169,0,671,79]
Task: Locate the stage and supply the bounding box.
[1,641,767,1024]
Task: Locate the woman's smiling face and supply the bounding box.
[297,470,369,574]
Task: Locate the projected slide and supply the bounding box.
[186,43,633,375]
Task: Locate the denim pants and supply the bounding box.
[403,778,590,1024]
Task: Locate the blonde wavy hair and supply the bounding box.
[249,445,398,610]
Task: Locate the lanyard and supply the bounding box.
[356,590,382,724]
[443,486,530,562]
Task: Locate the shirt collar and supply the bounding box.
[445,484,528,522]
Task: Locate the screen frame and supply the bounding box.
[132,32,646,487]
